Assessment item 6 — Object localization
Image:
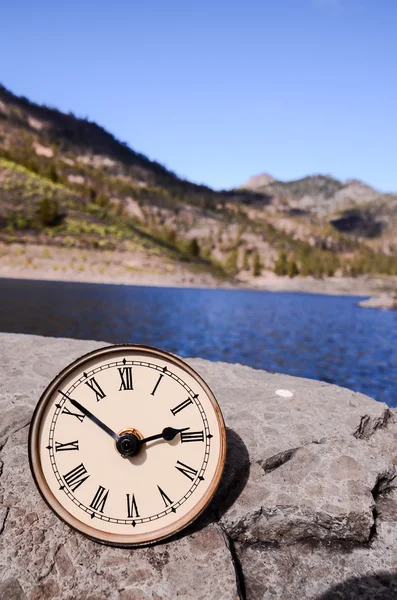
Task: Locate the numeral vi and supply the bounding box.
[126,493,139,518]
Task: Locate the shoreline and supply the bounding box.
[0,266,393,299]
[0,241,396,298]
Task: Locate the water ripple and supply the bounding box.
[0,278,396,406]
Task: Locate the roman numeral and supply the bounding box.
[85,377,106,401]
[118,367,133,391]
[126,493,139,518]
[63,463,89,492]
[151,374,164,396]
[61,405,85,422]
[158,485,173,508]
[55,440,79,452]
[175,460,198,481]
[170,398,193,416]
[180,430,204,443]
[90,485,109,513]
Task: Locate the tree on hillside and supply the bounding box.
[252,249,262,277]
[97,193,110,208]
[287,259,299,278]
[48,164,59,183]
[89,187,97,203]
[165,228,177,245]
[225,248,238,275]
[186,238,200,258]
[274,250,288,276]
[242,248,250,270]
[37,197,62,227]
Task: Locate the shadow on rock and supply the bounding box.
[318,572,397,600]
[212,427,251,520]
[170,427,250,541]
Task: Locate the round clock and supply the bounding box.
[29,344,226,547]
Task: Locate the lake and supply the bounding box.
[0,277,396,407]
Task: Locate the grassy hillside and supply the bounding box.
[1,83,397,282]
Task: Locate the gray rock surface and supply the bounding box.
[1,332,397,599]
[358,294,397,310]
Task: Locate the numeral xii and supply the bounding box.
[119,367,133,391]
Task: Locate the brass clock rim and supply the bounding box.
[28,343,227,547]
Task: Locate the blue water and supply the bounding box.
[0,277,396,406]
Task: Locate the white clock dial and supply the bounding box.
[29,345,226,546]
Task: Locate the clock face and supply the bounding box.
[29,344,226,546]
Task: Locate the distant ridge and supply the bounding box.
[238,173,275,190]
[237,172,389,217]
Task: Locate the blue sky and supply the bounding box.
[1,0,396,191]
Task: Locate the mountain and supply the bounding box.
[1,83,397,284]
[238,173,275,190]
[239,173,387,215]
[238,172,397,245]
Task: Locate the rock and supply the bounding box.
[67,174,85,185]
[33,142,54,158]
[0,422,236,600]
[358,293,397,310]
[0,578,26,600]
[238,489,397,598]
[1,332,397,599]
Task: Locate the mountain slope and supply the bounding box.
[1,83,397,284]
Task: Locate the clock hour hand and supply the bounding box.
[58,391,120,442]
[139,427,190,445]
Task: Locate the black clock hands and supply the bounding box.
[58,391,120,442]
[118,427,189,458]
[139,427,190,445]
[58,390,189,456]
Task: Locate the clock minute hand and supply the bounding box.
[58,391,120,442]
[69,398,120,442]
[139,427,190,445]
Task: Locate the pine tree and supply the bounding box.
[252,249,262,277]
[48,164,59,183]
[186,238,200,258]
[274,250,288,276]
[89,187,97,203]
[225,248,238,275]
[287,259,299,278]
[165,229,177,245]
[37,197,61,227]
[242,248,250,270]
[97,193,109,208]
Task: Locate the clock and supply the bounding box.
[28,344,226,547]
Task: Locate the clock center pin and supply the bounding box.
[116,428,143,458]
